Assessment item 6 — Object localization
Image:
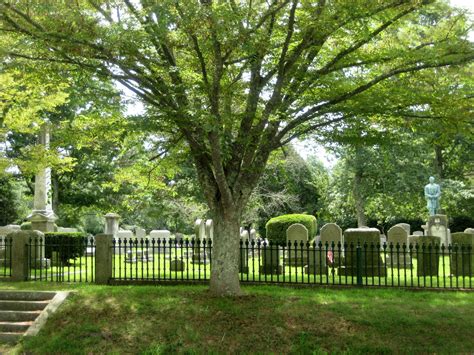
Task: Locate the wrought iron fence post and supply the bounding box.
[356,244,363,286]
[95,234,113,284]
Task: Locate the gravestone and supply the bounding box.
[464,228,474,234]
[192,220,210,264]
[386,226,412,268]
[240,230,250,273]
[204,219,214,256]
[320,223,343,254]
[416,236,441,276]
[135,227,146,239]
[116,230,135,256]
[259,242,282,275]
[28,231,51,269]
[51,251,61,267]
[285,224,308,266]
[428,215,449,246]
[413,231,424,236]
[170,258,186,272]
[194,219,205,239]
[0,225,20,264]
[450,232,474,277]
[0,225,21,237]
[57,227,78,233]
[205,220,214,241]
[250,229,257,241]
[394,223,411,235]
[340,228,386,277]
[149,230,171,257]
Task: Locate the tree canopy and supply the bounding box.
[1,0,473,295]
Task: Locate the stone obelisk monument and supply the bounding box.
[28,122,57,232]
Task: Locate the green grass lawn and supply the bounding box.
[1,282,473,354]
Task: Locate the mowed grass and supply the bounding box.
[0,282,473,354]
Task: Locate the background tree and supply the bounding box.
[1,0,472,295]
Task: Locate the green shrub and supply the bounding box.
[44,232,88,264]
[266,214,317,245]
[20,221,32,230]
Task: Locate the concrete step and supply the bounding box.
[0,332,22,344]
[0,300,49,311]
[0,291,56,301]
[0,310,41,322]
[0,321,32,333]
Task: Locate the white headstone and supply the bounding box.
[428,215,449,246]
[135,227,146,239]
[205,219,214,241]
[320,223,342,247]
[57,227,78,233]
[413,231,424,236]
[464,228,474,234]
[286,223,309,243]
[194,219,205,239]
[240,230,249,242]
[394,223,411,235]
[0,225,21,237]
[250,228,257,241]
[387,225,409,246]
[150,230,171,241]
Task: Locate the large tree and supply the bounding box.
[1,0,472,295]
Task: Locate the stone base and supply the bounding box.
[259,264,283,275]
[283,256,308,266]
[339,265,387,277]
[385,254,413,269]
[170,259,186,271]
[239,266,249,273]
[191,253,210,264]
[304,265,328,275]
[30,258,51,269]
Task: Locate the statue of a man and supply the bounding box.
[424,176,441,216]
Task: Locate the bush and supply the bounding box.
[44,232,88,264]
[20,221,32,230]
[266,214,317,245]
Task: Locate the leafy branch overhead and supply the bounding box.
[1,1,472,212]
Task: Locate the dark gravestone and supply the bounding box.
[450,233,474,277]
[340,228,386,277]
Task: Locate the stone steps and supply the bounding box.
[0,291,69,344]
[0,300,49,311]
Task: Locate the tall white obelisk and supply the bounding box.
[28,122,57,232]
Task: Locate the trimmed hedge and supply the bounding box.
[44,232,88,264]
[266,214,317,245]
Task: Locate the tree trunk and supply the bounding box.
[353,171,367,227]
[209,208,242,296]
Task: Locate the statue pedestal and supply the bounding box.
[427,214,450,246]
[28,211,57,233]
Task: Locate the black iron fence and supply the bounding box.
[27,235,96,282]
[2,235,472,289]
[0,236,12,278]
[111,238,212,281]
[110,238,474,289]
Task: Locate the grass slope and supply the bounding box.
[0,283,473,354]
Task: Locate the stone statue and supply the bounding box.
[424,176,441,216]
